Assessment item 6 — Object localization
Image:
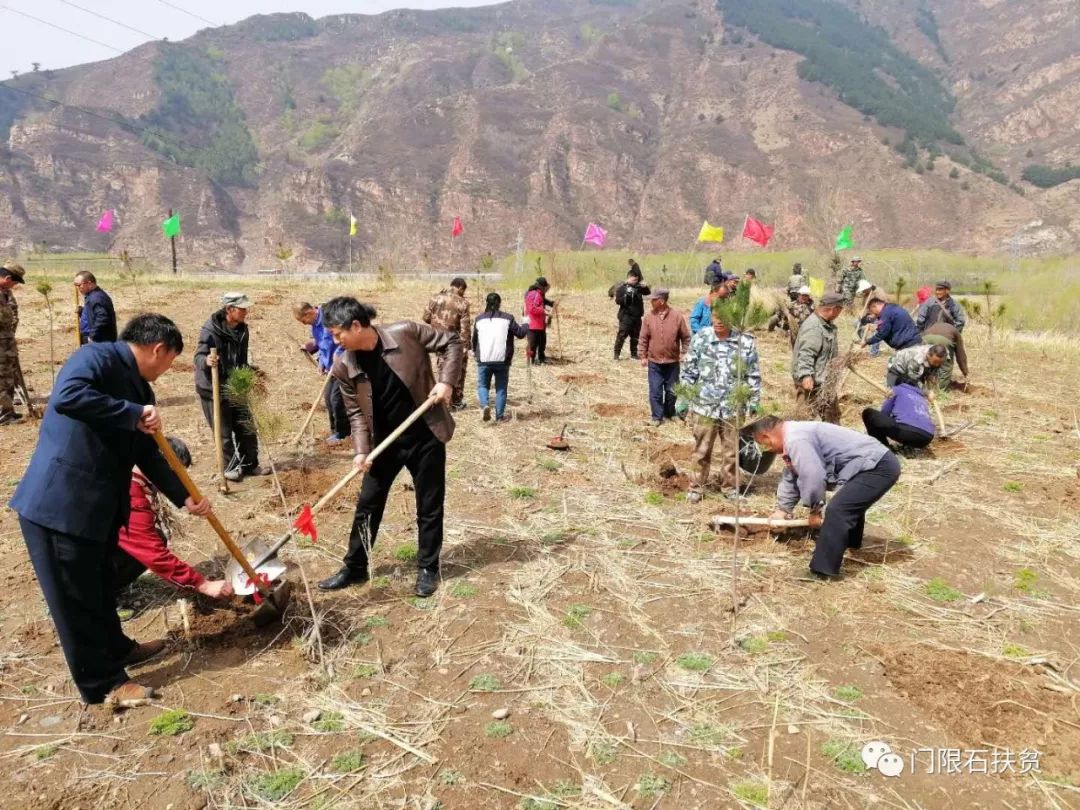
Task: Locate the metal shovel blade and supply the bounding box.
[250,580,293,627]
[227,537,289,596]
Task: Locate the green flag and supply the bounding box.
[834,224,853,251]
[162,213,181,238]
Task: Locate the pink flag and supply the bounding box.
[451,216,463,238]
[96,209,114,233]
[583,222,607,248]
[741,215,774,248]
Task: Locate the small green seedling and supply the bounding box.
[485,720,513,738]
[469,674,500,692]
[149,709,193,737]
[923,577,962,602]
[676,652,712,671]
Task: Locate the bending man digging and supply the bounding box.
[318,297,461,598]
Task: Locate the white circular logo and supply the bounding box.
[878,753,905,777]
[862,741,892,769]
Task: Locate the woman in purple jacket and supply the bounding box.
[861,383,936,449]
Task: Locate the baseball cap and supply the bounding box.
[221,292,252,309]
[797,285,811,295]
[0,264,26,284]
[934,280,952,290]
[820,292,845,306]
[648,288,670,300]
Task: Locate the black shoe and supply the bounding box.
[415,568,439,598]
[318,567,369,591]
[0,411,24,426]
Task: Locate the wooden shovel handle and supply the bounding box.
[152,431,270,596]
[292,373,334,445]
[309,394,440,516]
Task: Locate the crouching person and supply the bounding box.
[112,436,233,600]
[317,298,460,598]
[861,384,935,450]
[749,415,901,579]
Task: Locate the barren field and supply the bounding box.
[1,278,1078,809]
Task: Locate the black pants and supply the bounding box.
[527,329,547,364]
[20,517,135,704]
[614,316,642,359]
[199,394,260,472]
[862,408,933,449]
[344,430,446,573]
[811,453,901,577]
[325,377,351,439]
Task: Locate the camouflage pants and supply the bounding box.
[794,383,840,424]
[436,352,467,406]
[921,334,953,391]
[0,337,17,413]
[688,413,738,493]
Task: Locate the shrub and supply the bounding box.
[149,709,193,737]
[247,768,304,801]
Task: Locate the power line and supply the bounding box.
[153,0,218,28]
[2,5,124,53]
[57,0,163,41]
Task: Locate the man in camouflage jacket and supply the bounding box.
[422,277,472,409]
[678,317,761,503]
[886,343,947,389]
[837,257,865,308]
[791,292,843,423]
[0,264,25,425]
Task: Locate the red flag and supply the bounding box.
[741,215,774,247]
[246,573,272,604]
[292,503,317,543]
[451,216,463,238]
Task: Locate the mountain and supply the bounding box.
[0,0,1077,270]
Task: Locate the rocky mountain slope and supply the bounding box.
[0,0,1076,270]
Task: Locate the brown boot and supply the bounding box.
[122,638,167,668]
[105,681,156,709]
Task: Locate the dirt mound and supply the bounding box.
[558,373,604,384]
[591,403,639,417]
[881,645,1080,771]
[276,467,345,502]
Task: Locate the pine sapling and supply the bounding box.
[35,280,56,386]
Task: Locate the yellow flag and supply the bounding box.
[697,220,724,243]
[349,215,357,237]
[808,276,826,298]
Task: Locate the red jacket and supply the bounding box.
[524,289,549,330]
[117,473,205,589]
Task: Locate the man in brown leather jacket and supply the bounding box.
[317,297,461,597]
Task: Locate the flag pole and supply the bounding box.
[168,208,178,275]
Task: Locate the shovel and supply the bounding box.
[229,394,441,594]
[209,349,228,494]
[152,430,292,626]
[546,424,570,451]
[292,373,334,446]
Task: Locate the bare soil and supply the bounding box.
[0,280,1077,808]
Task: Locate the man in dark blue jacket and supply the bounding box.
[74,271,117,343]
[9,314,211,706]
[862,298,922,352]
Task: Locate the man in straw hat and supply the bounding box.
[0,263,26,425]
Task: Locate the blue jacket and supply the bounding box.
[865,303,921,350]
[880,383,935,436]
[9,342,188,541]
[310,308,340,371]
[79,287,117,343]
[689,297,713,333]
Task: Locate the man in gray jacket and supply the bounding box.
[750,415,901,578]
[791,292,844,423]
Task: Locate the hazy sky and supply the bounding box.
[1,0,499,76]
